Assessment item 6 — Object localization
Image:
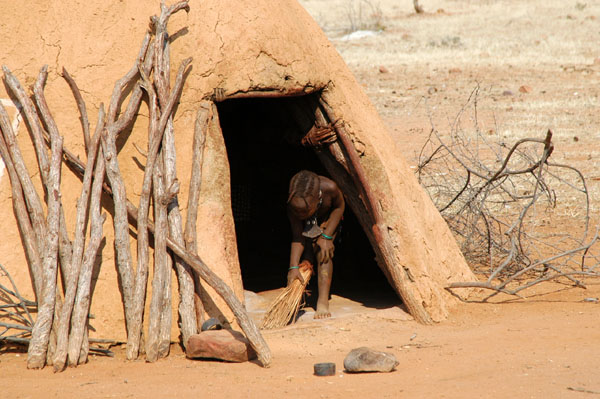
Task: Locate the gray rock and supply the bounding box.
[343,347,398,373]
[186,330,257,362]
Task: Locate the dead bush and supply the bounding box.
[417,86,600,299]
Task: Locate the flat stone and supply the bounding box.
[519,85,532,94]
[343,347,398,373]
[186,330,257,362]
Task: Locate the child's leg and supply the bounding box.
[315,257,332,319]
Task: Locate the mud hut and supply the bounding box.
[0,0,475,345]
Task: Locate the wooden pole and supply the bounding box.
[184,104,210,331]
[126,56,192,360]
[101,33,153,349]
[27,135,63,369]
[142,78,167,362]
[54,136,271,367]
[32,66,76,277]
[54,139,273,366]
[51,100,105,371]
[0,71,48,256]
[0,106,43,302]
[318,94,433,325]
[67,106,107,365]
[146,155,171,362]
[2,67,50,186]
[152,4,198,348]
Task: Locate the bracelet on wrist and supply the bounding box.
[289,266,299,270]
[321,233,333,240]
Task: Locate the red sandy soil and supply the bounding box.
[2,282,599,398]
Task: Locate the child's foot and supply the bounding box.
[314,301,331,319]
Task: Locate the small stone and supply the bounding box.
[314,362,336,376]
[519,85,532,94]
[186,330,257,362]
[378,65,389,73]
[502,90,514,96]
[448,67,461,74]
[343,347,398,373]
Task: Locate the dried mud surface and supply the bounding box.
[3,0,600,397]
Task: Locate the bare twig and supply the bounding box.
[0,264,35,326]
[62,68,91,153]
[567,386,600,395]
[413,0,424,14]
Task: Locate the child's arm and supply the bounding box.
[322,186,345,238]
[287,210,305,285]
[317,183,345,263]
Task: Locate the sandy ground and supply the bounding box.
[2,283,600,398]
[3,0,600,397]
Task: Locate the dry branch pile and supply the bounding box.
[417,87,600,299]
[0,1,271,370]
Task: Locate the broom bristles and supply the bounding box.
[260,261,313,330]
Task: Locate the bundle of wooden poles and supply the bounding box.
[0,1,270,370]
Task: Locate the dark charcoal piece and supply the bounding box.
[314,362,336,376]
[201,318,223,332]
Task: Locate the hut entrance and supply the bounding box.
[216,94,397,307]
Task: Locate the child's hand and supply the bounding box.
[287,268,304,286]
[317,238,335,264]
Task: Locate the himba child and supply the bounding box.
[287,170,345,319]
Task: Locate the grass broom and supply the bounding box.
[260,260,313,330]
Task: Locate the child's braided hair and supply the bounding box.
[287,170,320,209]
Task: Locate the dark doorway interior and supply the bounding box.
[216,94,397,306]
